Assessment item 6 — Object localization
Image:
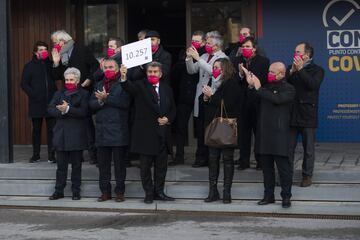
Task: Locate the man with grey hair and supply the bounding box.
[48,67,90,201]
[185,30,227,167]
[120,61,176,204]
[51,30,99,164]
[242,61,295,208]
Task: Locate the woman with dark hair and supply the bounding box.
[202,58,243,204]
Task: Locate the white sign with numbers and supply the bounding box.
[121,38,152,69]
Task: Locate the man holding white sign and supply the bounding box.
[127,30,172,84]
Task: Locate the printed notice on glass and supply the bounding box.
[121,38,152,69]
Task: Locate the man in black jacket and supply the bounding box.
[90,59,130,202]
[21,41,58,163]
[169,30,206,166]
[120,62,176,204]
[287,42,324,187]
[232,37,270,170]
[243,62,295,208]
[51,30,100,164]
[127,30,172,83]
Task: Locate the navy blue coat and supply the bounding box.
[48,88,89,151]
[21,57,57,118]
[89,80,130,147]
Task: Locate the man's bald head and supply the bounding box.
[269,62,286,81]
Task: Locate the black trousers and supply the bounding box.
[239,102,259,164]
[31,117,55,157]
[86,116,97,159]
[194,116,209,163]
[55,150,82,194]
[289,127,316,177]
[208,147,235,190]
[175,103,193,158]
[97,146,127,194]
[139,127,168,196]
[260,154,292,199]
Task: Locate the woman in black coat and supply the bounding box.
[202,58,243,204]
[47,67,89,201]
[21,41,58,163]
[89,59,130,202]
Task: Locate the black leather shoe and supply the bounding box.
[282,198,291,208]
[237,163,250,170]
[154,192,175,201]
[72,193,81,200]
[29,155,40,163]
[257,196,275,205]
[144,195,153,204]
[49,192,64,200]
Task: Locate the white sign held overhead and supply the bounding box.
[121,38,152,69]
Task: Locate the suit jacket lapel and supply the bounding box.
[142,81,160,114]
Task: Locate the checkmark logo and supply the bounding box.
[331,8,355,26]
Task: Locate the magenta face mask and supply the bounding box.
[191,41,201,49]
[267,72,277,83]
[205,44,214,55]
[294,53,303,59]
[212,68,221,79]
[147,75,160,85]
[242,48,253,58]
[54,43,62,53]
[107,48,116,57]
[104,70,117,79]
[39,51,49,60]
[239,35,246,44]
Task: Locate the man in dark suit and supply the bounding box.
[51,30,99,164]
[21,41,58,163]
[120,61,176,204]
[286,42,324,187]
[232,37,270,170]
[243,62,295,208]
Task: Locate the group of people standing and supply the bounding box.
[21,27,324,208]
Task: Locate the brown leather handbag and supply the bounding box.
[205,99,238,148]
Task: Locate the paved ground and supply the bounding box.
[0,209,359,240]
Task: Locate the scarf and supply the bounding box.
[60,39,75,66]
[211,76,223,94]
[103,72,121,93]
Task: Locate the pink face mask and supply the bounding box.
[54,43,62,53]
[191,41,201,49]
[267,72,277,83]
[39,51,49,60]
[294,53,303,59]
[104,69,117,79]
[242,48,253,59]
[205,44,214,55]
[65,83,77,91]
[147,75,160,85]
[212,68,222,79]
[151,44,159,53]
[107,48,116,57]
[239,35,246,44]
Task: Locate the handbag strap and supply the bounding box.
[221,99,230,119]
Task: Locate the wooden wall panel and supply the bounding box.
[11,0,67,144]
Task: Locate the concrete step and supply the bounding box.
[1,179,359,202]
[1,162,360,184]
[1,196,360,217]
